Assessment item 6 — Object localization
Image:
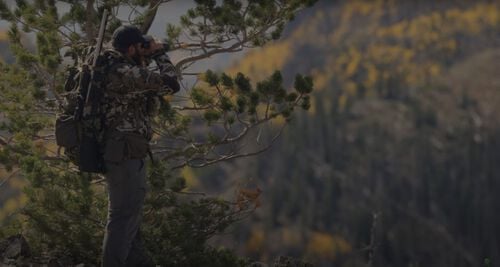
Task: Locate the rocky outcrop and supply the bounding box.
[0,235,31,266]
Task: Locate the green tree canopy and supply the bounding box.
[0,1,316,266]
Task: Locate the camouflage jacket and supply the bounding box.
[102,48,180,140]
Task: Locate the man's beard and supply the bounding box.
[131,45,143,65]
[131,52,143,65]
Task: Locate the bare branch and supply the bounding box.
[173,124,286,169]
[175,39,244,71]
[140,0,162,34]
[85,0,97,43]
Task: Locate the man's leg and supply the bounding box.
[125,230,154,267]
[102,159,147,267]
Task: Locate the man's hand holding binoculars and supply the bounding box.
[141,36,169,56]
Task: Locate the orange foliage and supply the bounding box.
[228,42,292,81]
[230,1,500,115]
[281,227,302,247]
[236,187,262,210]
[246,228,265,253]
[306,232,352,261]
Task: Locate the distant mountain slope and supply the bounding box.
[212,1,500,266]
[230,0,500,101]
[447,48,500,123]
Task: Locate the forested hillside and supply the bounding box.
[2,1,500,266]
[200,1,500,266]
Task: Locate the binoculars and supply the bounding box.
[142,35,170,51]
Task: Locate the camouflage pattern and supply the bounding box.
[100,46,179,267]
[101,48,179,140]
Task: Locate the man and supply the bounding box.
[100,25,180,267]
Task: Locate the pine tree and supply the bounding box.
[0,1,317,266]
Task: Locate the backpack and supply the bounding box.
[55,47,110,173]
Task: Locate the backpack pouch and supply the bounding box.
[79,134,104,173]
[55,114,79,148]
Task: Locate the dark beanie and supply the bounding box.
[111,25,146,50]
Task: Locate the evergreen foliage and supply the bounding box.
[0,0,316,265]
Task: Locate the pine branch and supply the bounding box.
[139,0,162,34]
[174,5,287,70]
[173,123,285,169]
[175,39,244,71]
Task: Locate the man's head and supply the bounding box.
[111,25,147,64]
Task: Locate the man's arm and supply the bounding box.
[107,52,180,95]
[152,52,180,94]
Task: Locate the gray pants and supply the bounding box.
[102,159,152,267]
